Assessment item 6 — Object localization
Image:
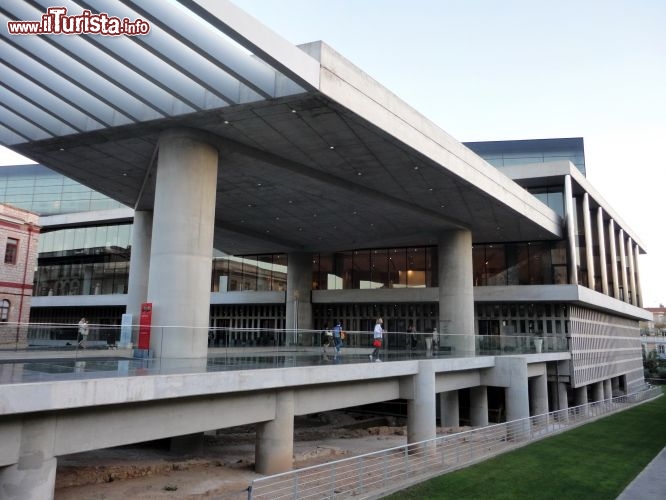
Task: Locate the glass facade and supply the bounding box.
[527,186,564,218]
[313,247,437,290]
[211,254,287,292]
[0,164,126,215]
[34,225,132,296]
[473,241,568,286]
[465,138,586,176]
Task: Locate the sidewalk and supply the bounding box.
[616,446,666,500]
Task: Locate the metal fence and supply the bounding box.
[248,387,662,500]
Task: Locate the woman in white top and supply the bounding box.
[370,318,384,362]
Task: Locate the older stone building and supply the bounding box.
[0,203,40,346]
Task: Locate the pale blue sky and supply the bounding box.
[1,1,664,306]
[232,0,666,307]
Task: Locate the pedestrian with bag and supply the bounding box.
[369,317,384,362]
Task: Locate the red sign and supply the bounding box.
[138,302,152,350]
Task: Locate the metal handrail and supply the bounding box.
[248,387,662,500]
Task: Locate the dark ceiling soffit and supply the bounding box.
[206,134,470,231]
[214,219,304,250]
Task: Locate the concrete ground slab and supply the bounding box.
[616,446,666,500]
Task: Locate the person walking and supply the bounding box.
[77,317,89,349]
[321,324,333,355]
[369,317,384,362]
[332,320,344,356]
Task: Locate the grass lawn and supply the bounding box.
[388,388,666,500]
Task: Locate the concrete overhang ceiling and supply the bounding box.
[0,0,562,255]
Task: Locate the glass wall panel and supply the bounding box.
[486,245,507,286]
[388,248,406,288]
[407,247,426,287]
[548,190,564,218]
[353,250,372,289]
[371,249,388,288]
[506,244,529,285]
[241,255,258,291]
[426,247,437,287]
[273,254,287,291]
[257,255,273,291]
[212,258,229,292]
[528,242,552,284]
[84,227,96,249]
[473,246,486,286]
[106,225,119,247]
[227,256,243,291]
[311,254,321,290]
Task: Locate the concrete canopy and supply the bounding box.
[1,0,561,255]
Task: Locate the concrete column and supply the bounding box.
[146,129,218,359]
[407,361,437,444]
[286,252,313,345]
[582,193,595,290]
[626,238,637,306]
[633,244,643,308]
[126,210,152,321]
[557,382,569,411]
[592,382,605,402]
[574,386,588,417]
[574,386,588,406]
[608,220,620,299]
[255,391,295,474]
[500,357,530,422]
[596,208,609,295]
[529,374,549,416]
[604,379,613,400]
[438,229,474,355]
[470,386,488,427]
[441,390,459,428]
[564,175,578,285]
[618,229,629,303]
[0,418,57,500]
[611,377,620,397]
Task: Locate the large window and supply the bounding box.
[4,238,18,264]
[211,253,287,292]
[313,246,438,290]
[33,224,132,296]
[474,242,563,286]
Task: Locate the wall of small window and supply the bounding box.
[475,302,569,336]
[312,247,438,290]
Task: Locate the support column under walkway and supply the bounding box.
[146,129,218,360]
[255,391,295,475]
[0,417,57,500]
[406,361,437,453]
[441,390,460,428]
